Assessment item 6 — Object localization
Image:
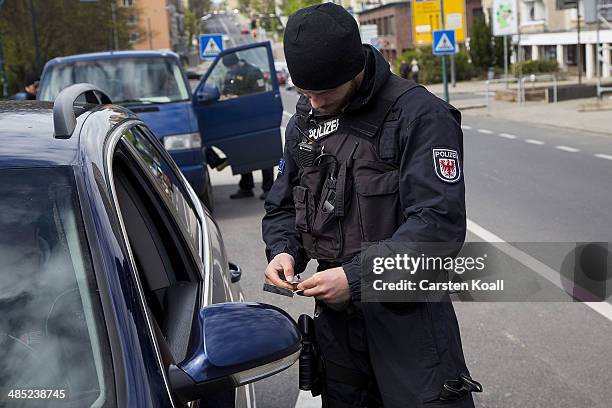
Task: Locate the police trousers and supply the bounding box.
[313,300,475,408]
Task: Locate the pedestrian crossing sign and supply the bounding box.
[432,30,457,55]
[199,34,224,60]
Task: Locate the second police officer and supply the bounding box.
[262,3,481,408]
[221,53,275,200]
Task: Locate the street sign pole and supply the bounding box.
[577,2,582,85]
[0,0,7,97]
[440,0,449,102]
[504,35,509,88]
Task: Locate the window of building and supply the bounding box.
[522,0,545,23]
[543,45,557,61]
[127,13,137,26]
[122,0,134,7]
[128,32,140,44]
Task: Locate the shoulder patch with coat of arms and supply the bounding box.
[432,147,461,183]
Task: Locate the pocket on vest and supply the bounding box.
[293,185,315,233]
[355,169,401,242]
[311,178,343,259]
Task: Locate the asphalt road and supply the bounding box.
[203,13,612,408]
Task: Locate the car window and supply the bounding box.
[122,126,201,262]
[39,57,190,104]
[205,45,273,99]
[111,129,203,363]
[0,167,112,406]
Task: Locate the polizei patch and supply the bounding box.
[308,118,340,140]
[432,148,461,183]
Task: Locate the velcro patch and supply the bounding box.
[278,158,286,175]
[432,147,461,183]
[308,118,340,140]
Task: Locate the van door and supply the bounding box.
[193,41,283,175]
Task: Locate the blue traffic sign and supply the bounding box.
[432,30,457,55]
[199,34,223,60]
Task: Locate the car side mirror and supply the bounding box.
[197,84,220,104]
[168,302,301,404]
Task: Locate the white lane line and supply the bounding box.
[499,133,517,139]
[477,129,494,134]
[467,219,612,323]
[595,153,612,161]
[294,390,321,408]
[525,139,545,145]
[461,125,472,130]
[555,145,580,153]
[283,111,293,119]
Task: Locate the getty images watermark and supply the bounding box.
[360,242,612,302]
[371,252,502,293]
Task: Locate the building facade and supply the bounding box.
[358,1,412,63]
[122,0,186,53]
[356,0,483,65]
[483,0,612,79]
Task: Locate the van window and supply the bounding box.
[39,57,190,104]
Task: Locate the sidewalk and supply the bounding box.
[421,79,612,136]
[460,98,612,136]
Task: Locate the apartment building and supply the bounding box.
[122,0,186,52]
[483,0,611,79]
[356,0,484,64]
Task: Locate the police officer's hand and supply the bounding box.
[297,267,350,304]
[264,253,296,290]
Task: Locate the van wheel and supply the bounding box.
[199,172,215,214]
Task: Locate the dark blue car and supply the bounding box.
[38,43,284,211]
[0,84,299,407]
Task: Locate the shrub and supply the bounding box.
[512,60,559,76]
[396,46,477,84]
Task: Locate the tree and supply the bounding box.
[189,0,211,18]
[282,0,321,17]
[469,15,493,72]
[0,0,132,96]
[184,8,197,51]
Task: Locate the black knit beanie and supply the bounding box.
[284,3,365,91]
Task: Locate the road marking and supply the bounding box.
[595,153,612,161]
[555,145,580,153]
[467,219,612,323]
[294,390,321,408]
[525,139,545,145]
[477,129,493,134]
[283,111,293,119]
[498,133,517,139]
[461,125,472,130]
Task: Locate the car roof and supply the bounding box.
[45,50,180,67]
[0,101,128,169]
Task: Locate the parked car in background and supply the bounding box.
[0,85,300,407]
[38,43,283,211]
[274,61,288,86]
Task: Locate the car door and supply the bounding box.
[193,41,283,175]
[109,123,252,407]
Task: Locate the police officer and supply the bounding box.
[262,3,480,407]
[11,72,39,101]
[221,53,274,200]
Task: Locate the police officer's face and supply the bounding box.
[298,71,363,114]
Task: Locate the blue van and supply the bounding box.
[38,42,283,209]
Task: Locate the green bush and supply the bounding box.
[512,60,559,76]
[395,46,476,85]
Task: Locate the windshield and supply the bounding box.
[0,167,111,407]
[39,57,190,104]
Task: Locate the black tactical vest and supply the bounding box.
[290,76,419,262]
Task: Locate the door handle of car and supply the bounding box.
[229,261,242,283]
